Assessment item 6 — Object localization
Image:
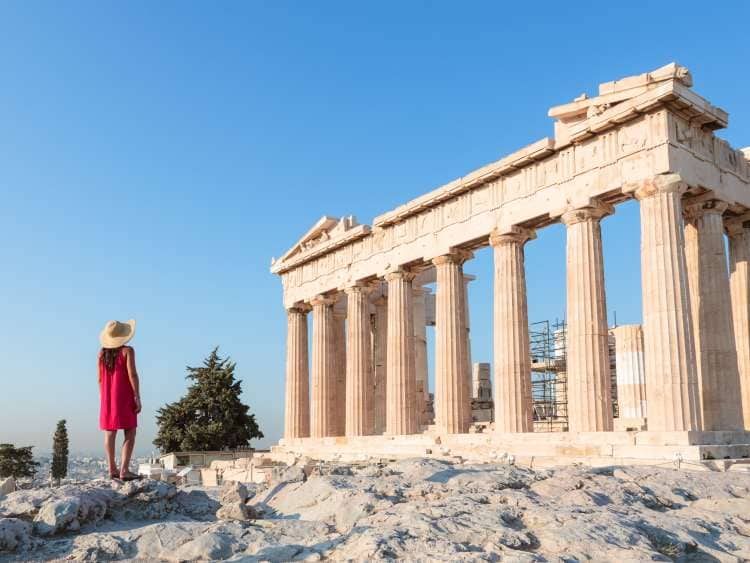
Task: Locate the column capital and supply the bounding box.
[560,200,614,226]
[431,249,473,267]
[725,213,750,237]
[287,303,311,315]
[344,283,374,296]
[632,173,688,201]
[310,294,337,308]
[489,226,536,247]
[683,197,729,221]
[385,268,416,282]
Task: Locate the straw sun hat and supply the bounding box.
[99,319,136,349]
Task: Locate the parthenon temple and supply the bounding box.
[271,64,750,466]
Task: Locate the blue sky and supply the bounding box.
[1,1,748,456]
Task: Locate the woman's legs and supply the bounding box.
[104,431,117,476]
[120,427,137,477]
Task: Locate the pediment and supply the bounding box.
[271,215,368,272]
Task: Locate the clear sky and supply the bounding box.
[1,1,748,456]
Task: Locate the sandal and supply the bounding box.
[109,472,120,480]
[119,471,142,482]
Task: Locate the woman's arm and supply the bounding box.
[125,347,142,414]
[97,350,102,391]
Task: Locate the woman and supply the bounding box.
[98,319,142,481]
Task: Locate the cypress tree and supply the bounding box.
[51,420,69,486]
[154,348,264,453]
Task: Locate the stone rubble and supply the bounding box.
[0,459,749,561]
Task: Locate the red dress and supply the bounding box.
[99,348,138,430]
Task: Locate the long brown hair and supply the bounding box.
[101,347,123,372]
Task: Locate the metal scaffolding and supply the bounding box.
[609,331,619,419]
[529,318,621,431]
[529,319,568,431]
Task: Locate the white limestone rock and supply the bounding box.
[68,533,130,561]
[0,518,32,552]
[174,489,222,521]
[216,501,257,521]
[34,496,82,535]
[0,461,749,561]
[168,530,240,561]
[269,463,307,486]
[239,519,331,559]
[260,474,380,533]
[130,521,208,559]
[219,481,249,505]
[0,479,14,499]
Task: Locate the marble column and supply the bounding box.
[684,199,744,430]
[310,295,336,438]
[372,295,388,434]
[345,284,374,436]
[412,286,429,426]
[463,275,475,419]
[561,202,614,432]
[332,307,347,436]
[634,174,701,431]
[490,227,534,433]
[284,305,310,439]
[611,324,647,419]
[433,251,472,434]
[386,269,418,435]
[726,215,750,429]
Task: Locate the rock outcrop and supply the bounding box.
[1,461,750,561]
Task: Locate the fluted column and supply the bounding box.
[726,216,750,429]
[611,325,647,419]
[684,200,743,430]
[344,284,373,436]
[332,307,347,436]
[386,269,418,435]
[310,295,336,438]
[634,174,701,431]
[372,295,388,434]
[561,202,614,432]
[433,251,472,434]
[284,305,310,439]
[490,227,534,433]
[463,275,475,417]
[412,286,429,426]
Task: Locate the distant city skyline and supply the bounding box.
[1,1,748,456]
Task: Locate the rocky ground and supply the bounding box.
[1,459,750,561]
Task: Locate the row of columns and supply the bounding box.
[636,176,747,431]
[285,253,476,440]
[285,173,750,439]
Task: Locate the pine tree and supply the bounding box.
[0,444,39,479]
[154,348,264,453]
[51,420,69,486]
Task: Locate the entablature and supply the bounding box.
[271,64,750,308]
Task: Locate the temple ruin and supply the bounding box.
[270,64,750,466]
